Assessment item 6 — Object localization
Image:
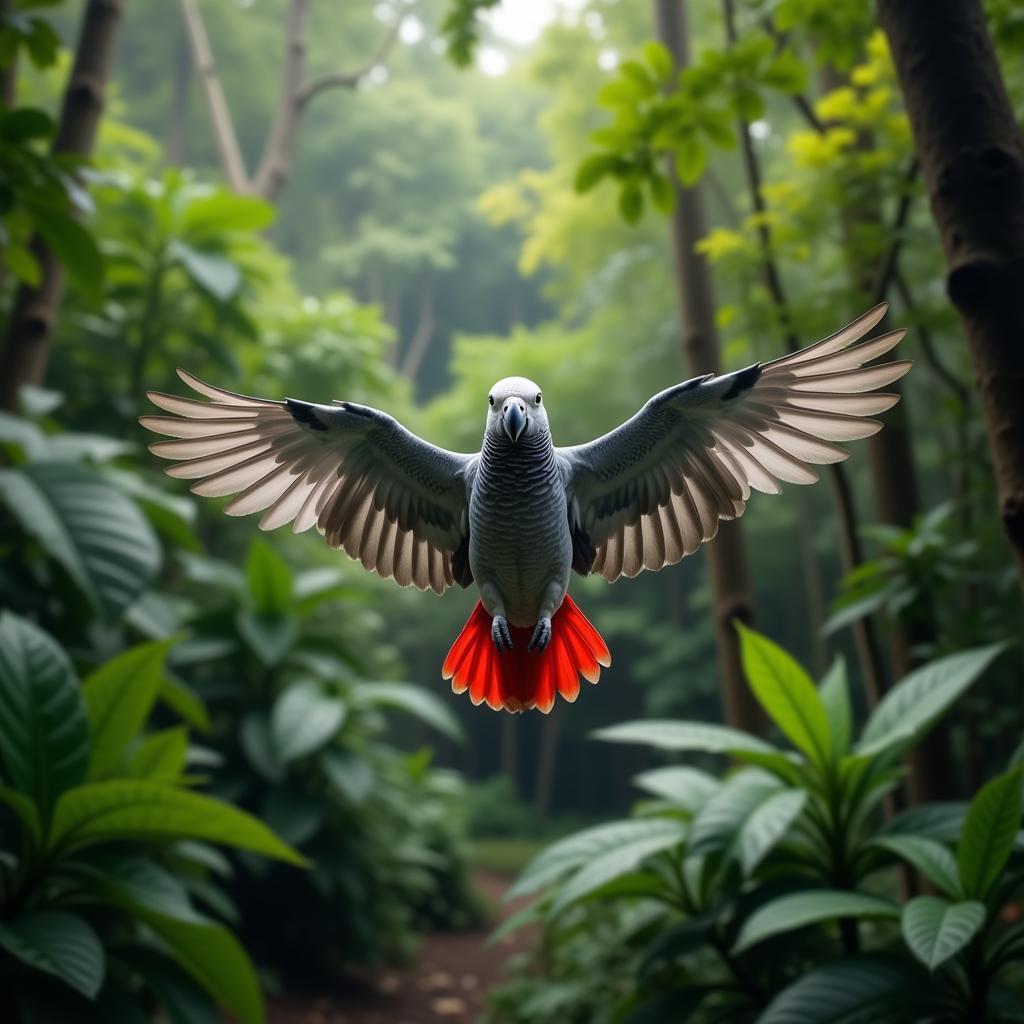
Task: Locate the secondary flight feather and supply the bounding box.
[142,303,909,714]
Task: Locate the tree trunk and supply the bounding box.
[0,0,124,412]
[654,0,762,734]
[878,0,1024,598]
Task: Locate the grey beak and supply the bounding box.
[503,400,526,443]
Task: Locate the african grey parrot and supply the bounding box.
[142,303,909,714]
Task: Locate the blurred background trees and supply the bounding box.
[0,0,1021,1020]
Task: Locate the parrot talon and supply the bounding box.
[491,615,513,652]
[528,617,552,654]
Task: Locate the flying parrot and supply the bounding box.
[142,303,908,714]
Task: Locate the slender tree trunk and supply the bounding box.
[0,0,124,412]
[399,279,436,381]
[878,0,1024,598]
[655,0,762,734]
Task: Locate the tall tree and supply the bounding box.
[878,0,1024,598]
[179,0,404,200]
[655,0,763,733]
[0,0,124,411]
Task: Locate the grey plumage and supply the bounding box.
[141,303,910,628]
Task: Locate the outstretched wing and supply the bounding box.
[141,371,476,594]
[559,304,910,582]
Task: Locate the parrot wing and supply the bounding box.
[141,371,476,594]
[558,303,910,582]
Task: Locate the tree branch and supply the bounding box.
[177,0,249,192]
[870,158,920,304]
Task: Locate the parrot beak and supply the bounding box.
[502,400,526,443]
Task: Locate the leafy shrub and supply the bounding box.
[488,627,1022,1022]
[0,614,302,1023]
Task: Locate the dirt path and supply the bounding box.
[266,872,534,1024]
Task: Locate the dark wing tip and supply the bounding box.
[721,363,763,401]
[286,398,329,431]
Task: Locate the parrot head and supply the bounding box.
[486,376,549,445]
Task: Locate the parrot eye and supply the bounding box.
[488,395,494,407]
[535,393,542,405]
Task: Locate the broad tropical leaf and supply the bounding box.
[0,911,104,998]
[758,956,928,1023]
[739,789,808,875]
[880,802,968,843]
[130,727,189,781]
[0,462,160,617]
[158,676,210,733]
[957,766,1023,899]
[0,613,88,821]
[47,780,307,865]
[818,657,851,755]
[868,835,959,897]
[83,639,174,778]
[244,540,292,615]
[353,682,464,742]
[858,644,1007,758]
[687,770,781,857]
[901,896,985,970]
[632,766,719,813]
[733,890,898,953]
[593,720,774,756]
[737,624,831,768]
[270,682,346,763]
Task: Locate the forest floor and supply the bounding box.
[266,871,535,1024]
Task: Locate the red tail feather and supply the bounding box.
[442,596,611,713]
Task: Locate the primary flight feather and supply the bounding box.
[142,303,909,714]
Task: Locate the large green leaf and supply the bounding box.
[757,956,928,1023]
[83,639,173,778]
[0,462,160,617]
[868,835,959,897]
[31,204,103,300]
[47,780,307,865]
[733,890,899,953]
[737,624,831,768]
[0,613,88,821]
[879,802,968,843]
[632,766,719,813]
[0,911,104,998]
[0,784,42,845]
[957,766,1023,899]
[739,789,808,875]
[857,644,1007,758]
[687,770,781,857]
[169,240,241,302]
[129,727,189,781]
[270,682,346,762]
[901,896,985,970]
[548,823,687,913]
[180,192,275,239]
[508,819,685,900]
[818,657,851,755]
[244,540,292,615]
[158,676,210,733]
[593,720,774,756]
[353,681,464,742]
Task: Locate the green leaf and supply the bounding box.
[857,643,1007,758]
[169,240,241,302]
[321,750,375,805]
[575,154,616,193]
[687,770,781,857]
[129,727,189,781]
[5,242,41,285]
[901,896,985,970]
[31,205,103,300]
[180,192,275,239]
[485,900,540,947]
[158,676,210,733]
[0,462,161,618]
[880,802,968,843]
[733,890,899,953]
[643,41,673,82]
[675,134,707,186]
[0,613,88,822]
[239,712,283,783]
[593,720,774,756]
[618,182,644,224]
[0,911,104,998]
[957,766,1023,899]
[739,788,808,875]
[818,657,851,755]
[270,682,346,763]
[353,682,464,742]
[598,79,642,108]
[244,540,292,615]
[547,824,685,914]
[631,766,719,813]
[762,50,808,94]
[648,172,676,214]
[508,819,685,900]
[737,624,831,767]
[47,780,307,866]
[83,639,174,778]
[868,835,960,897]
[0,107,53,141]
[758,956,928,1023]
[236,610,297,667]
[0,783,42,845]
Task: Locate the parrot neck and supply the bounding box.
[481,428,554,469]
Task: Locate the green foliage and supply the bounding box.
[0,614,302,1023]
[488,628,1021,1022]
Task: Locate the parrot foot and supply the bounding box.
[491,614,513,652]
[528,617,552,654]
